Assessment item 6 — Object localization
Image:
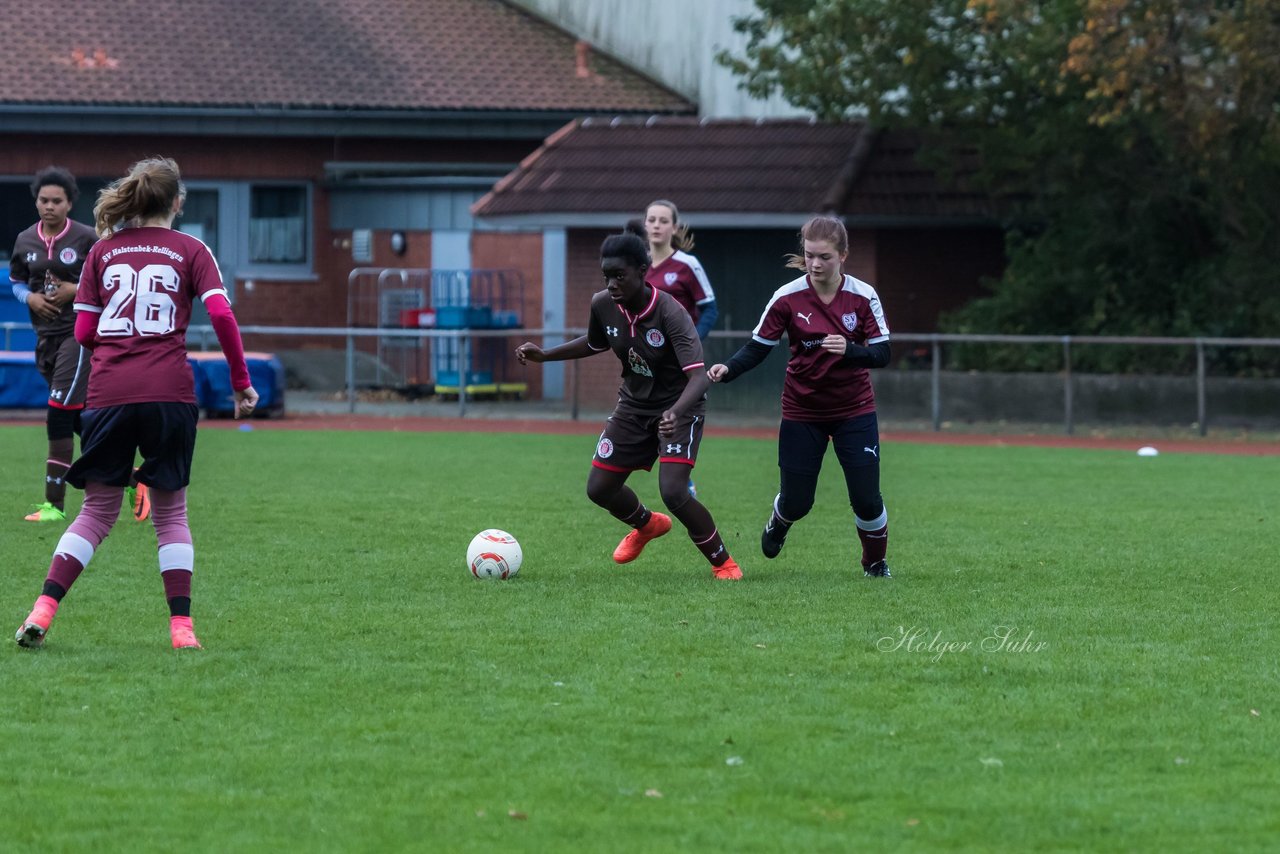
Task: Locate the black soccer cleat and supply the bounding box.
[863,560,892,578]
[761,515,788,559]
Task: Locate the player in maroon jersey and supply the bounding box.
[641,200,718,339]
[15,158,259,651]
[709,216,893,578]
[640,200,718,499]
[8,167,98,522]
[515,232,742,580]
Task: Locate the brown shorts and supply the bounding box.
[592,402,706,473]
[35,332,90,410]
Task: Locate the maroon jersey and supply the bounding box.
[8,219,98,337]
[74,227,228,407]
[586,286,705,414]
[646,250,715,324]
[752,273,891,421]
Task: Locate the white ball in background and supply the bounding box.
[1137,446,1159,457]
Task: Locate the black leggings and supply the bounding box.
[776,415,884,523]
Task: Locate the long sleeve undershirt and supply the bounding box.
[720,340,890,383]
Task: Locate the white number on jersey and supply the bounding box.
[99,264,181,336]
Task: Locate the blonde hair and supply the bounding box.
[94,157,185,238]
[647,199,695,252]
[785,215,850,270]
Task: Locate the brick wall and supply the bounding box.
[471,231,543,397]
[845,228,879,283]
[874,226,1005,334]
[567,229,627,410]
[2,131,531,342]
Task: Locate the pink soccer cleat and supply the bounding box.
[15,595,60,648]
[170,616,203,650]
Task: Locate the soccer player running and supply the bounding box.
[8,167,98,522]
[638,199,718,499]
[708,216,894,578]
[515,232,742,581]
[15,157,258,650]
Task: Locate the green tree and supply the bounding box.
[720,0,1280,371]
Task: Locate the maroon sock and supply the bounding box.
[162,569,192,600]
[162,570,192,617]
[857,522,889,567]
[45,553,85,600]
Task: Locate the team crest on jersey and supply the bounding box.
[842,312,858,332]
[59,247,78,265]
[664,272,678,286]
[645,329,665,348]
[597,437,614,458]
[627,348,654,377]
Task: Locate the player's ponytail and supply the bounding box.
[785,215,850,270]
[94,157,185,238]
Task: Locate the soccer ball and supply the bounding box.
[467,529,522,579]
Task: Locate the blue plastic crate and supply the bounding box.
[490,310,521,328]
[435,306,493,328]
[435,370,493,387]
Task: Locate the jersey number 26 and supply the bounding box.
[99,263,180,337]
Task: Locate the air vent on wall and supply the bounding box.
[352,229,373,263]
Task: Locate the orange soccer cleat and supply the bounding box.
[127,470,151,522]
[612,512,672,564]
[712,558,743,581]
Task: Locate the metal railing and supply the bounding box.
[889,332,1280,435]
[5,321,1279,434]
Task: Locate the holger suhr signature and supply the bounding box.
[877,626,1048,662]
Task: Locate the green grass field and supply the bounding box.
[1,422,1276,852]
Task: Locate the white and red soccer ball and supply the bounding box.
[467,529,523,579]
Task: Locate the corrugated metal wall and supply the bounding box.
[509,0,809,119]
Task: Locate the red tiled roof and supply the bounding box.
[0,0,691,114]
[472,117,998,224]
[840,130,995,220]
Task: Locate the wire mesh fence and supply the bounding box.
[4,320,1278,433]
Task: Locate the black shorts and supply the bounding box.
[66,402,200,491]
[778,412,881,475]
[36,332,90,409]
[592,402,706,473]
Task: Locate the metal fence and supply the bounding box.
[5,321,1279,434]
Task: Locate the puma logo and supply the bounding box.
[797,312,813,324]
[864,446,878,458]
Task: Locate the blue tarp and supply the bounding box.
[0,351,47,407]
[0,297,37,350]
[0,349,285,415]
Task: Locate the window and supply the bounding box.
[177,189,220,257]
[249,186,307,264]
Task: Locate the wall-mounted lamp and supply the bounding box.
[390,231,407,256]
